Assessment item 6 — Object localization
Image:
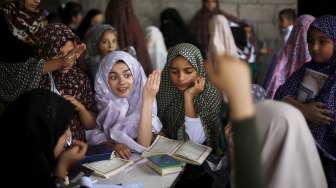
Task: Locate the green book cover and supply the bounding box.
[148,155,184,169]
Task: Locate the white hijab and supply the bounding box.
[208,15,239,57]
[145,26,168,71]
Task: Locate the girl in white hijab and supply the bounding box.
[145,26,168,71]
[208,15,239,57]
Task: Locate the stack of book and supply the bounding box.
[147,155,185,176]
[142,136,212,176]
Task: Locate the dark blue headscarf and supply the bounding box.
[275,15,336,160]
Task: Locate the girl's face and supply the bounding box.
[308,28,334,63]
[206,0,217,12]
[53,128,72,158]
[244,26,253,39]
[169,56,198,91]
[24,0,40,13]
[108,61,134,98]
[91,14,104,26]
[99,31,118,56]
[278,15,293,30]
[71,14,83,29]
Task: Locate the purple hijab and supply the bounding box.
[275,15,336,160]
[267,15,315,98]
[86,51,162,153]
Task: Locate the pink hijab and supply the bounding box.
[267,15,315,98]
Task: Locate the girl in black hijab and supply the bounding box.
[160,8,200,53]
[0,89,88,187]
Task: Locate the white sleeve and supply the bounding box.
[85,129,107,146]
[184,116,206,144]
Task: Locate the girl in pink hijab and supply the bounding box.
[266,15,315,98]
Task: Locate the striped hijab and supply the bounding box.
[157,43,224,155]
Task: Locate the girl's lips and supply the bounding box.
[117,87,128,93]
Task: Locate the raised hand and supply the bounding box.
[205,53,254,120]
[143,70,161,101]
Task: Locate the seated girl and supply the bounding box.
[274,15,336,188]
[157,43,227,186]
[1,89,88,188]
[86,51,162,159]
[38,23,96,142]
[84,24,118,83]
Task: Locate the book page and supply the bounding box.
[173,141,210,162]
[83,157,130,174]
[143,136,182,156]
[297,68,329,102]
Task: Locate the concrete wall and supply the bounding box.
[49,0,297,50]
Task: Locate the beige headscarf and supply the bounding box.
[208,15,238,57]
[255,100,327,188]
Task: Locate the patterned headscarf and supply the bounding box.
[275,15,336,160]
[157,43,224,155]
[0,1,47,46]
[208,15,239,57]
[37,23,78,60]
[267,15,315,98]
[90,51,162,152]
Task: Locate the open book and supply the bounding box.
[82,153,134,179]
[297,68,329,102]
[141,136,212,165]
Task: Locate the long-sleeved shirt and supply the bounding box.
[232,117,264,188]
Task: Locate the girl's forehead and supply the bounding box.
[112,61,128,69]
[109,60,133,75]
[170,56,193,67]
[309,28,331,39]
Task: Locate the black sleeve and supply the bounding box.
[232,117,265,188]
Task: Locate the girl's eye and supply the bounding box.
[185,69,194,74]
[319,40,328,45]
[307,37,313,44]
[110,75,117,80]
[124,73,132,79]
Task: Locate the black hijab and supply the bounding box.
[160,8,200,51]
[0,89,75,187]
